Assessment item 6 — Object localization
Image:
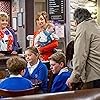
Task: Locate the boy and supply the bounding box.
[49,52,71,93]
[0,56,33,90]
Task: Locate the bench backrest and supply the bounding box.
[0,86,39,97]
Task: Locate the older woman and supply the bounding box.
[0,12,18,56]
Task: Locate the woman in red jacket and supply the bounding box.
[34,11,58,64]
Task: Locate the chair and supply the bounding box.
[0,86,39,97]
[48,70,53,92]
[0,70,6,79]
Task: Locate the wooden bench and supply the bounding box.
[48,70,53,92]
[0,86,39,97]
[4,88,100,100]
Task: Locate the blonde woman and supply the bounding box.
[0,12,18,56]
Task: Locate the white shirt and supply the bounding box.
[10,74,22,78]
[27,60,39,75]
[58,67,69,75]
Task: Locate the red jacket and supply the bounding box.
[34,31,58,61]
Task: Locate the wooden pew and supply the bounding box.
[4,88,100,100]
[0,86,39,97]
[48,70,53,92]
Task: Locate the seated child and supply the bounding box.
[0,56,33,90]
[49,52,71,93]
[23,47,48,93]
[34,22,59,47]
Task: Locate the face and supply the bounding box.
[25,50,38,66]
[50,60,62,74]
[36,15,46,29]
[0,16,8,29]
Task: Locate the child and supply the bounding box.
[34,22,59,48]
[0,56,33,90]
[49,52,71,93]
[23,47,48,93]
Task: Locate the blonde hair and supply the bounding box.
[25,47,39,56]
[35,11,48,23]
[0,12,8,19]
[49,52,66,66]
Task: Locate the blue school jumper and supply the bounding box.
[0,77,33,90]
[50,67,71,93]
[23,61,48,93]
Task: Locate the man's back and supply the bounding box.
[74,19,100,83]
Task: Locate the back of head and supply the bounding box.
[49,52,66,66]
[73,7,92,24]
[6,56,26,75]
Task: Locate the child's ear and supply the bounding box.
[20,69,25,76]
[60,62,64,68]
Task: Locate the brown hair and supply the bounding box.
[25,47,39,56]
[49,52,66,66]
[6,56,26,75]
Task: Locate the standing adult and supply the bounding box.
[66,8,100,89]
[34,11,58,63]
[0,12,18,56]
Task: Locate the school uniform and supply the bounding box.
[23,60,48,93]
[0,74,33,90]
[50,67,71,93]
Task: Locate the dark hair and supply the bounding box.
[6,56,26,75]
[73,7,92,24]
[66,40,74,63]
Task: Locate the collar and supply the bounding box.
[27,59,40,68]
[10,74,22,77]
[58,67,69,75]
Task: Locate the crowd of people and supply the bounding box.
[0,7,100,98]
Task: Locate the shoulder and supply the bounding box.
[22,77,32,83]
[34,31,40,37]
[38,61,48,70]
[58,71,71,79]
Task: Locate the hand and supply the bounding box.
[11,51,17,55]
[66,78,73,90]
[0,53,5,57]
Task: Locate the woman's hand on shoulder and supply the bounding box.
[11,51,17,55]
[0,53,5,57]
